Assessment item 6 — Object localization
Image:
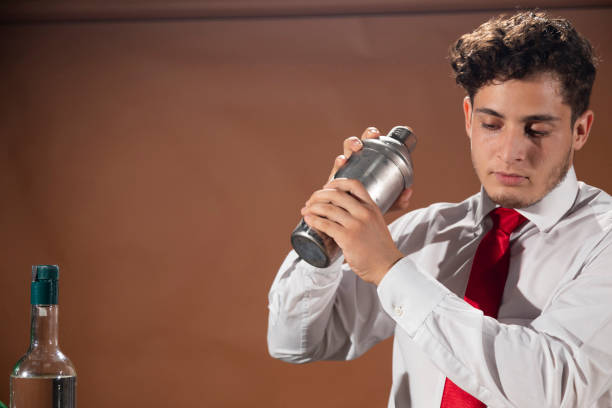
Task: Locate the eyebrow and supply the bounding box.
[475,108,505,118]
[475,108,561,122]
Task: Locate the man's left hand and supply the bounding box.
[301,178,407,285]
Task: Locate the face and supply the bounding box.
[464,72,594,208]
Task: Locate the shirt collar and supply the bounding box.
[474,166,579,232]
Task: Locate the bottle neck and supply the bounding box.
[29,304,59,350]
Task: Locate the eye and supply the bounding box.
[481,122,500,131]
[525,124,549,137]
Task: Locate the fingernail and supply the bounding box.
[368,127,379,134]
[352,139,362,146]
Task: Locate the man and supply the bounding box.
[267,11,612,407]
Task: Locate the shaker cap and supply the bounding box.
[388,125,417,152]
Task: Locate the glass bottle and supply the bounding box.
[10,265,77,408]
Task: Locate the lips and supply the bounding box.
[493,171,528,186]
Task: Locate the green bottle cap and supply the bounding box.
[31,265,60,305]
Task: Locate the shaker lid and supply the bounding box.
[389,125,417,153]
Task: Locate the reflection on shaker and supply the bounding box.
[291,125,417,268]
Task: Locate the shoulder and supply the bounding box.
[566,182,612,264]
[388,192,480,247]
[572,182,612,225]
[391,192,480,228]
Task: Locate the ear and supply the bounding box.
[463,96,472,139]
[572,109,594,151]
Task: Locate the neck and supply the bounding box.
[29,304,59,350]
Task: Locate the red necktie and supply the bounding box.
[439,208,527,407]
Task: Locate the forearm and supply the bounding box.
[267,250,394,363]
[267,250,342,362]
[416,297,604,407]
[378,256,612,407]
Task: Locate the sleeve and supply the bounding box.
[377,232,612,407]
[267,249,395,364]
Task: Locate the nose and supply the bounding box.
[497,126,527,164]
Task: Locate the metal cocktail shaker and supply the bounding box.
[291,125,417,268]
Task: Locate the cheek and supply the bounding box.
[470,143,489,175]
[470,135,492,163]
[524,140,553,168]
[525,150,541,168]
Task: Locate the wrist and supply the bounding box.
[373,252,404,286]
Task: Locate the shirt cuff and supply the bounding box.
[377,256,450,337]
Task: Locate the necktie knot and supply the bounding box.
[490,208,527,236]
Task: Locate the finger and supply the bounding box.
[343,136,363,159]
[328,127,379,185]
[302,202,353,228]
[324,178,376,208]
[306,187,368,218]
[390,188,413,211]
[361,126,380,140]
[303,214,344,241]
[328,154,347,182]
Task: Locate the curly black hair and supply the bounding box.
[449,11,598,124]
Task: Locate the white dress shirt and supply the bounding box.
[267,167,612,407]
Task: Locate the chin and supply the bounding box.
[487,187,539,209]
[490,194,535,209]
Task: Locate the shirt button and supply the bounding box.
[394,305,404,317]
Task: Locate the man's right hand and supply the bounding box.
[326,126,413,212]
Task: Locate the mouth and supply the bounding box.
[492,171,529,186]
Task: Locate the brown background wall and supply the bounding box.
[0,2,611,407]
